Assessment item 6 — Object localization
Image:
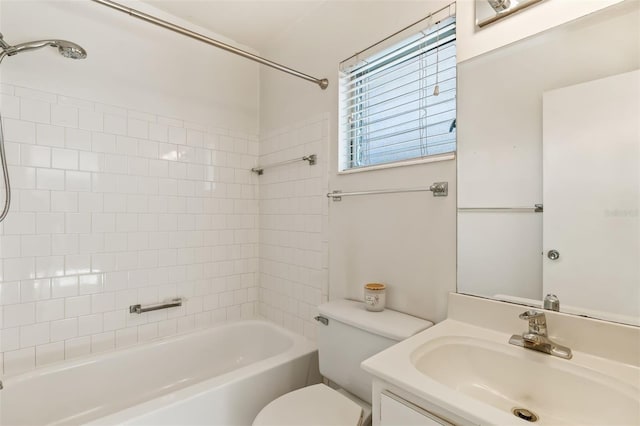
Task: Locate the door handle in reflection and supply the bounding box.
[547,250,560,260]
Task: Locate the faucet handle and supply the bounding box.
[519,310,547,336]
[519,310,545,320]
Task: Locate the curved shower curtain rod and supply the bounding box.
[91,0,329,90]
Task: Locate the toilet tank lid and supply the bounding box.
[318,299,433,341]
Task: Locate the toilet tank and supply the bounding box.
[316,299,432,404]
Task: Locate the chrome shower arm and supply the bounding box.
[4,39,59,56]
[1,39,86,59]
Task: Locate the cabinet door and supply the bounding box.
[380,393,454,426]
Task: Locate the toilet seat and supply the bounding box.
[252,384,363,426]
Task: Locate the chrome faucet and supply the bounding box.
[543,293,560,311]
[509,310,572,359]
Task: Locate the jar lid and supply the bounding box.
[364,283,386,291]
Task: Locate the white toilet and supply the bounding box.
[253,299,433,426]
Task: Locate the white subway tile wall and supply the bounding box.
[258,115,329,340]
[0,84,259,375]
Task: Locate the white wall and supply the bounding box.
[258,114,329,340]
[260,1,456,323]
[0,0,259,134]
[458,212,542,300]
[258,0,633,325]
[456,0,624,63]
[0,0,260,375]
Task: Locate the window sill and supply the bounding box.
[338,152,456,175]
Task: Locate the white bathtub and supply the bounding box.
[0,320,318,426]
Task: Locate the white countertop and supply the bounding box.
[361,295,640,426]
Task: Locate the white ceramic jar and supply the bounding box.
[364,283,386,312]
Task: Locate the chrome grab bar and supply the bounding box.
[129,298,182,314]
[251,154,316,175]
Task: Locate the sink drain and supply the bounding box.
[512,408,539,422]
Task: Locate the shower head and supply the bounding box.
[0,34,86,225]
[0,34,87,62]
[55,40,87,59]
[7,39,87,59]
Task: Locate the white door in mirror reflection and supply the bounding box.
[543,69,639,324]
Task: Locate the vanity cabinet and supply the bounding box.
[371,379,474,426]
[380,392,454,426]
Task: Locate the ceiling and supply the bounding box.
[141,0,327,51]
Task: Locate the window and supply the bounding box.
[339,17,456,171]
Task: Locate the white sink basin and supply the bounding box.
[362,319,640,426]
[410,336,640,425]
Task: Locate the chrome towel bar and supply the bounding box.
[458,204,543,213]
[129,298,182,314]
[252,154,316,175]
[327,182,448,201]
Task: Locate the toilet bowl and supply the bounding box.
[252,299,432,426]
[252,384,367,426]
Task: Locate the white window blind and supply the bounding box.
[339,17,456,171]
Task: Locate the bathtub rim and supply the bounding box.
[86,339,317,425]
[0,319,314,384]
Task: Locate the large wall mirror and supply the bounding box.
[457,1,639,325]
